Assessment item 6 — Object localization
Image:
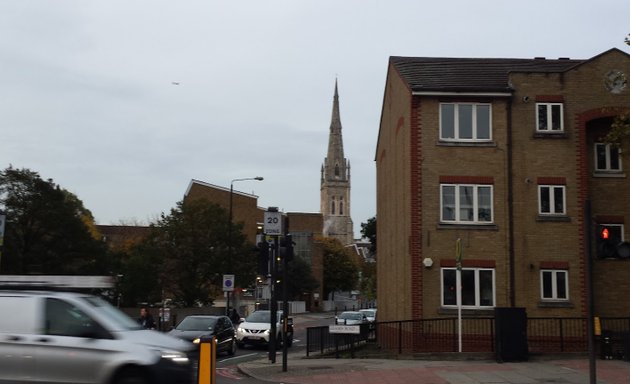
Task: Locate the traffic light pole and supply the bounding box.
[585,200,596,384]
[282,232,289,372]
[268,235,278,363]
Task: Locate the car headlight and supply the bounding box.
[159,350,189,364]
[263,329,270,335]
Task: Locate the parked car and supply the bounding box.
[168,315,236,356]
[359,308,377,323]
[0,288,195,384]
[236,310,293,348]
[335,311,369,325]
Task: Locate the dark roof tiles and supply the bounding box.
[390,56,584,92]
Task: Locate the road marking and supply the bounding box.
[216,367,243,380]
[218,352,260,363]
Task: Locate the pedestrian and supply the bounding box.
[138,307,156,329]
[229,308,241,325]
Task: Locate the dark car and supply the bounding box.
[168,315,236,356]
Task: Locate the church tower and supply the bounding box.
[320,80,354,245]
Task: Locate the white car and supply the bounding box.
[236,310,293,348]
[335,311,369,325]
[359,308,377,323]
[0,289,195,384]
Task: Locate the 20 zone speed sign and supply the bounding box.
[264,211,282,235]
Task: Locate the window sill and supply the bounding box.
[538,300,574,309]
[437,141,496,147]
[533,132,568,139]
[438,307,495,316]
[593,172,626,178]
[437,223,498,230]
[536,215,571,223]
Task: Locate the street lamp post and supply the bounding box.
[227,176,263,315]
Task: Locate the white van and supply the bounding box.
[0,289,196,384]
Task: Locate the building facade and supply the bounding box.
[376,48,630,322]
[321,81,355,245]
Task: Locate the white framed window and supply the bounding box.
[538,185,565,215]
[441,268,495,308]
[595,143,622,172]
[540,270,569,301]
[440,103,492,141]
[536,103,563,132]
[441,184,493,223]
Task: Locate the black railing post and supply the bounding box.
[558,318,564,352]
[398,321,403,354]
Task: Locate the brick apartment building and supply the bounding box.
[376,48,630,322]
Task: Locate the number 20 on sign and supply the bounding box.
[263,211,282,235]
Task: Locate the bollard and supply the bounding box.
[198,336,216,384]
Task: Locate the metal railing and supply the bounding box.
[306,316,630,357]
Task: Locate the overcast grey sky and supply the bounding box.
[2,1,629,236]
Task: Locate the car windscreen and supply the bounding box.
[245,311,283,324]
[245,311,271,323]
[176,317,217,331]
[81,296,142,330]
[339,312,361,320]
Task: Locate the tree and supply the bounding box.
[360,216,377,255]
[359,260,377,303]
[278,256,319,301]
[0,166,109,274]
[320,237,359,300]
[604,34,630,147]
[124,198,256,307]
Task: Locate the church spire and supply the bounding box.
[320,79,354,244]
[325,79,346,181]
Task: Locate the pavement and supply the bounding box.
[238,355,630,384]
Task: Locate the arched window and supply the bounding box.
[331,197,336,215]
[334,164,340,177]
[339,196,344,215]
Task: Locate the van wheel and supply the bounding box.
[114,367,149,384]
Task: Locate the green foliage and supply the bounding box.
[279,256,319,300]
[0,166,110,274]
[360,216,377,254]
[359,260,377,301]
[320,237,359,298]
[121,199,256,307]
[603,114,630,150]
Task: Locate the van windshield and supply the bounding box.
[81,296,142,330]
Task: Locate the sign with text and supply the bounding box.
[329,325,360,334]
[263,211,282,235]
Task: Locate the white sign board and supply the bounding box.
[223,274,235,292]
[329,325,360,334]
[263,211,282,235]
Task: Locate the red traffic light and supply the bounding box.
[601,228,610,239]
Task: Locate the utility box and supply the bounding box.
[495,307,528,362]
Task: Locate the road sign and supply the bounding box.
[264,211,282,235]
[329,324,360,334]
[223,274,235,292]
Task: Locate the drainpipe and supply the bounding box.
[507,97,516,307]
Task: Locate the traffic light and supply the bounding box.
[279,234,294,262]
[257,241,270,275]
[596,225,630,259]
